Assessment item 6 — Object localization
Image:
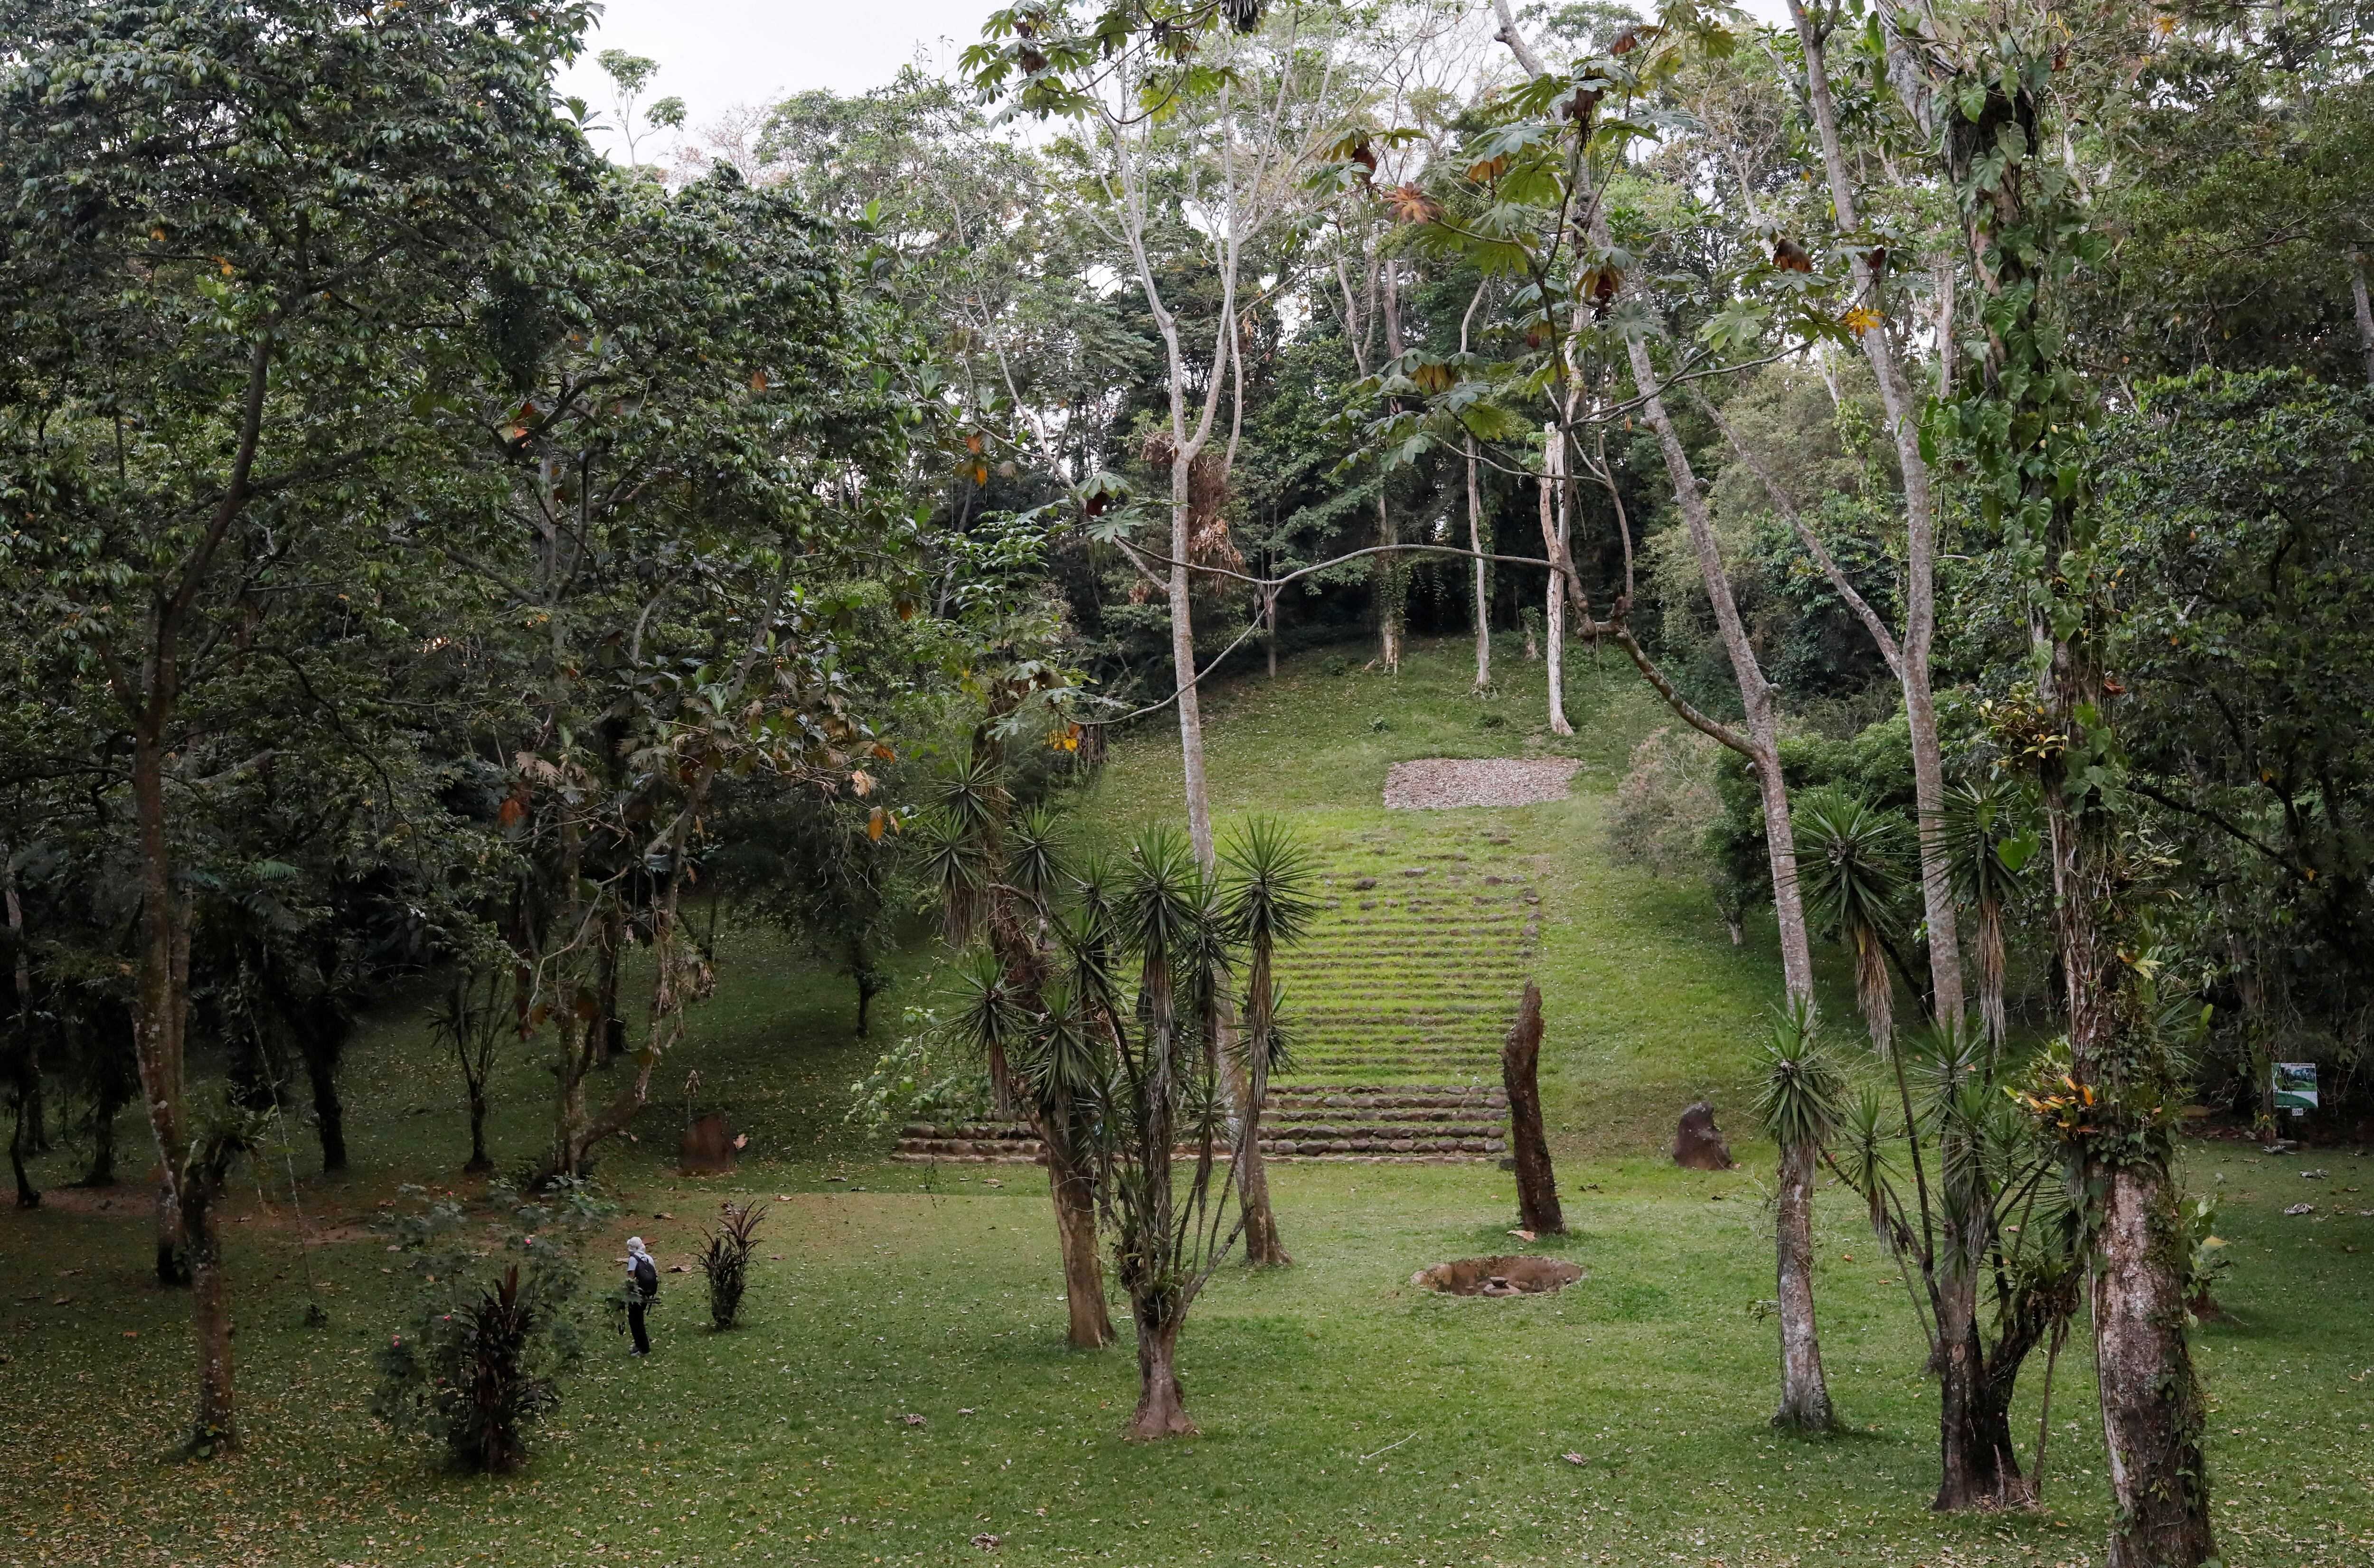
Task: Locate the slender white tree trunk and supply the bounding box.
[2353,253,2374,390]
[1172,449,1214,867]
[1468,438,1489,690]
[1789,0,1964,1024]
[1542,423,1572,735]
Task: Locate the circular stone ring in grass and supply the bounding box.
[1412,1256,1583,1296]
[1383,758,1581,810]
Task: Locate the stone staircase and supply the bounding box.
[892,817,1537,1166]
[892,1083,1507,1164]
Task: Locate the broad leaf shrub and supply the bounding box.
[371,1183,603,1472]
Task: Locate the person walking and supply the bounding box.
[624,1236,659,1356]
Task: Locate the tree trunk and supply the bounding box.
[185,1185,237,1454]
[1236,1131,1289,1264]
[1501,982,1563,1234]
[1786,0,1966,1032]
[1046,1132,1114,1348]
[550,1004,592,1177]
[855,950,883,1039]
[301,1035,346,1174]
[2093,1152,2216,1564]
[9,1092,36,1209]
[1496,0,1845,1444]
[1375,494,1401,673]
[545,817,597,1178]
[1468,439,1491,691]
[1265,591,1278,678]
[1771,1137,1833,1431]
[594,897,627,1065]
[2352,253,2374,390]
[1125,1308,1196,1440]
[6,852,34,1204]
[465,1083,494,1174]
[1541,425,1573,735]
[1170,450,1215,868]
[4,854,44,1165]
[82,1071,122,1187]
[1934,1318,2021,1507]
[1230,968,1289,1266]
[2048,704,2217,1561]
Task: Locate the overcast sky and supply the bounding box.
[557,0,1793,158]
[556,0,997,154]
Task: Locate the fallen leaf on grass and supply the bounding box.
[971,1534,1001,1551]
[2285,1203,2316,1216]
[1507,1229,1535,1241]
[1562,1452,1592,1465]
[900,1413,926,1426]
[668,1264,693,1274]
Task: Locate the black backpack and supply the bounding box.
[633,1256,658,1301]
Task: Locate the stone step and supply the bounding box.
[894,1082,1509,1164]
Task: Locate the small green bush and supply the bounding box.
[371,1184,598,1473]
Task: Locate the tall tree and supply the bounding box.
[432,166,922,1180]
[0,0,590,1453]
[1897,3,2221,1556]
[972,0,1343,866]
[1471,0,1837,1431]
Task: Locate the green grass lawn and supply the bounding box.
[5,638,2372,1567]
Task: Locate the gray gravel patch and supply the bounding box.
[1382,757,1582,810]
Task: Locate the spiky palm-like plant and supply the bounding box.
[1942,779,2035,1051]
[1750,998,1846,1432]
[923,757,1111,1349]
[1824,1017,2082,1508]
[1793,787,1912,1052]
[1102,825,1214,1436]
[950,820,1316,1437]
[1220,819,1315,1267]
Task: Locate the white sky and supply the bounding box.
[558,0,1794,158]
[557,0,999,155]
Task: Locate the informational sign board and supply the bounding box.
[2272,1061,2318,1114]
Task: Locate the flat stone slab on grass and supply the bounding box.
[1383,757,1581,810]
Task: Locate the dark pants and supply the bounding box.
[629,1299,650,1354]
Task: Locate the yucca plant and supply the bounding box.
[948,820,1315,1438]
[1793,787,1912,1052]
[1749,998,1846,1431]
[1821,1015,2082,1508]
[921,755,1113,1351]
[1942,779,2036,1050]
[1220,818,1315,1267]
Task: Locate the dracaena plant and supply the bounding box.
[945,819,1314,1437]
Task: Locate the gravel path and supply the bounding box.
[1382,757,1582,810]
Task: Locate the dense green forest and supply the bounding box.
[3,3,2370,1566]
